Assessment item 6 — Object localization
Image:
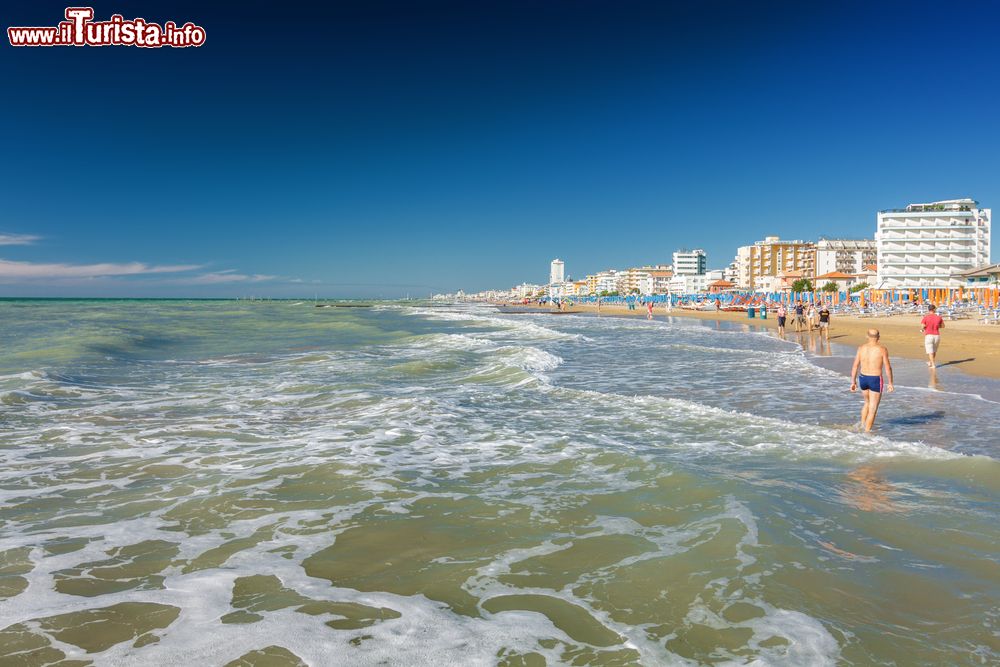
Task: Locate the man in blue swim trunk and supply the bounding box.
[850,328,895,432]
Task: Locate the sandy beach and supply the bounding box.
[499,303,1000,379]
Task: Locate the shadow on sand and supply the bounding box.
[884,410,947,426]
[936,358,975,368]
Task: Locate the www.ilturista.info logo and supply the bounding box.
[8,7,206,48]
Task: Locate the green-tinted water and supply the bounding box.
[1,300,997,665]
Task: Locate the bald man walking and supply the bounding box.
[850,329,895,432]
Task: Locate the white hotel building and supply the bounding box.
[672,249,707,275]
[549,259,565,285]
[876,199,991,289]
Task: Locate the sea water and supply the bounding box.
[0,299,997,665]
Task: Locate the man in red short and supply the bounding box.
[920,304,945,368]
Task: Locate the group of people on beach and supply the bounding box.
[768,299,945,432]
[774,300,831,339]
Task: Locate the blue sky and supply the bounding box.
[2,0,998,297]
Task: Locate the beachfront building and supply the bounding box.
[669,274,710,294]
[672,249,707,275]
[618,267,650,294]
[594,270,619,295]
[649,269,673,293]
[549,259,565,285]
[815,271,858,291]
[814,238,877,276]
[515,283,544,299]
[961,264,1000,287]
[876,199,991,289]
[764,270,806,293]
[856,265,877,287]
[548,280,578,298]
[708,279,736,294]
[616,265,671,295]
[723,260,739,284]
[735,236,816,290]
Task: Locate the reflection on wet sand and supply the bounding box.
[928,367,941,391]
[842,465,899,513]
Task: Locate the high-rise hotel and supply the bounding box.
[876,199,991,289]
[549,259,565,285]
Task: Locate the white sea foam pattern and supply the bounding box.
[0,300,997,665]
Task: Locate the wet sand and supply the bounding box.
[495,303,1000,379]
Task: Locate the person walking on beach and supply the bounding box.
[794,301,806,332]
[646,300,654,320]
[776,303,787,336]
[807,303,817,331]
[850,328,895,432]
[818,304,831,341]
[920,304,944,368]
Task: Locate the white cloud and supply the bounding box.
[170,271,278,285]
[0,259,201,281]
[0,233,41,246]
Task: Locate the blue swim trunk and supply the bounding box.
[858,374,882,393]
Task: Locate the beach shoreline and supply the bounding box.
[490,302,1000,379]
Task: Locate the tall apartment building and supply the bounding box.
[735,236,815,290]
[876,199,991,289]
[594,270,619,295]
[617,265,673,294]
[672,249,707,275]
[814,239,877,276]
[549,259,565,285]
[617,267,647,294]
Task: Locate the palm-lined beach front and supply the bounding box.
[1,299,998,665]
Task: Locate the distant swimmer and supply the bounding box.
[850,328,895,432]
[920,304,944,368]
